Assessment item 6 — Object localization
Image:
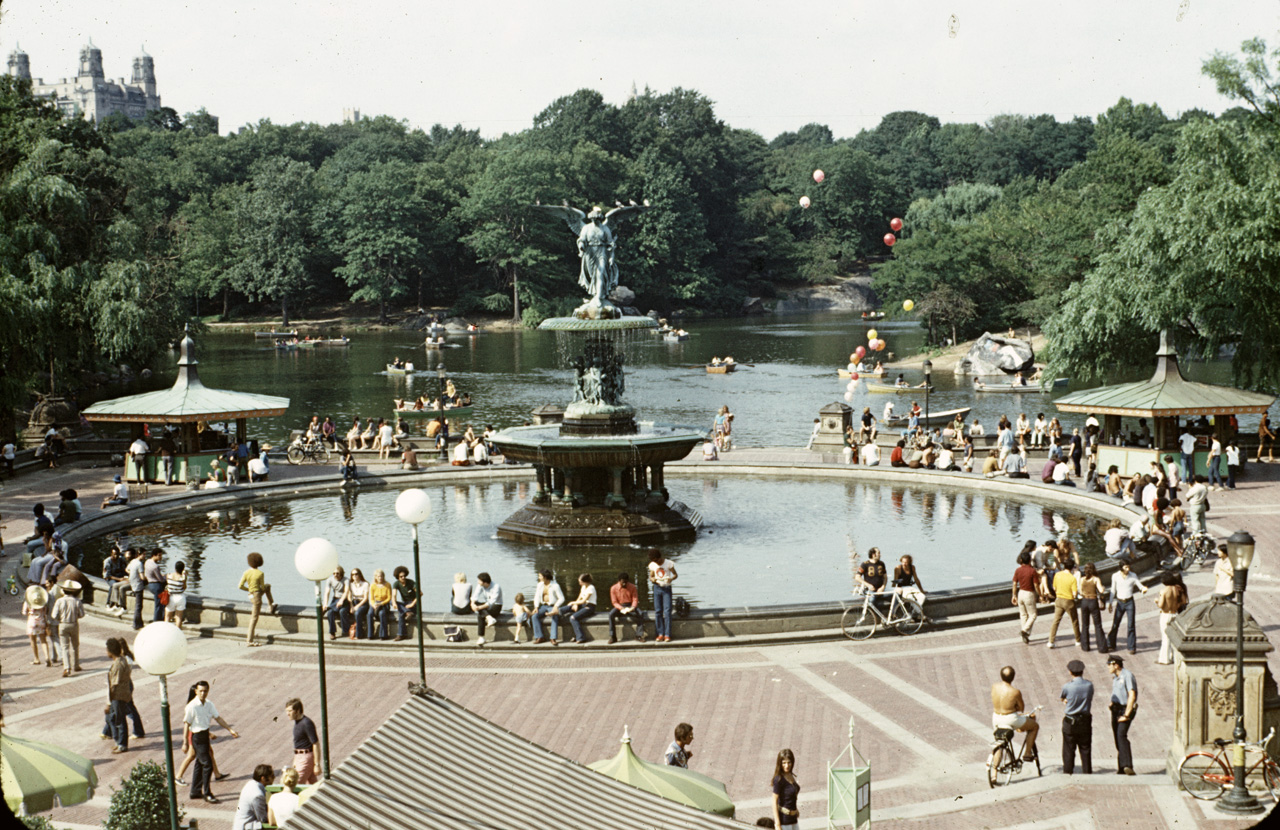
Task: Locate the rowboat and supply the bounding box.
[314,337,350,346]
[385,363,415,375]
[665,333,689,342]
[706,363,736,374]
[973,383,1038,394]
[394,405,473,418]
[255,330,298,339]
[838,368,886,379]
[886,406,971,428]
[860,312,885,321]
[1049,377,1069,388]
[866,382,933,394]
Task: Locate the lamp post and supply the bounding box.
[133,622,187,830]
[1217,530,1264,815]
[922,359,933,439]
[294,537,340,780]
[395,489,433,686]
[437,361,450,461]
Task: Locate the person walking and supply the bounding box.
[164,561,189,631]
[49,580,85,677]
[23,585,55,667]
[1258,415,1276,463]
[284,698,320,785]
[1046,558,1080,649]
[647,548,678,643]
[607,572,648,644]
[1012,551,1039,644]
[771,748,800,828]
[1060,659,1094,774]
[665,723,694,768]
[184,680,239,803]
[1107,656,1138,775]
[1224,439,1241,489]
[1077,563,1108,653]
[106,637,133,754]
[1206,435,1225,490]
[1155,572,1188,665]
[238,552,278,647]
[1107,562,1149,654]
[126,547,147,630]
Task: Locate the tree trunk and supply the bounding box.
[281,297,289,327]
[379,298,388,325]
[951,323,958,347]
[222,288,229,319]
[511,264,521,322]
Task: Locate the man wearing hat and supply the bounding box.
[49,580,85,677]
[101,475,129,508]
[1060,659,1094,774]
[1107,655,1138,775]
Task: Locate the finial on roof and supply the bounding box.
[621,725,631,744]
[1157,329,1175,356]
[139,44,150,57]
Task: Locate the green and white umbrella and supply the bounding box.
[1,732,98,816]
[589,728,735,817]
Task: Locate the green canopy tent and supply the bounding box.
[589,727,735,818]
[2,732,98,816]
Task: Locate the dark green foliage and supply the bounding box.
[104,760,182,830]
[19,815,58,830]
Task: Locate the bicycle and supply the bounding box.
[1178,728,1279,801]
[1161,532,1217,573]
[987,705,1043,787]
[286,438,332,466]
[841,587,925,640]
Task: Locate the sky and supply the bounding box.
[3,1,1280,139]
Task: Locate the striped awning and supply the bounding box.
[82,329,289,424]
[1054,333,1274,418]
[286,688,747,830]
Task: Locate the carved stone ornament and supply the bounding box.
[1207,663,1238,720]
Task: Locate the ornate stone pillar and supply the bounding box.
[1166,596,1276,781]
[604,467,626,508]
[533,465,550,504]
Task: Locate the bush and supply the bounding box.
[104,760,183,830]
[20,816,57,830]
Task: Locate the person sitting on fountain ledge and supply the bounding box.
[470,573,502,646]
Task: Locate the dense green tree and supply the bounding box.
[183,108,220,137]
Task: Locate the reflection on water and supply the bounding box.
[77,476,1105,610]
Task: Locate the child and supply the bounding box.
[23,585,54,666]
[510,593,531,644]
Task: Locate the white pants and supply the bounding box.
[1158,611,1176,663]
[1017,590,1038,634]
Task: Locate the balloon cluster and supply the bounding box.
[884,216,904,247]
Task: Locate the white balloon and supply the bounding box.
[846,381,857,393]
[844,391,854,402]
[847,362,857,372]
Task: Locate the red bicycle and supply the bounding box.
[1178,728,1279,801]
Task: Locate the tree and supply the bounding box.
[331,161,428,322]
[917,283,978,346]
[183,108,219,137]
[226,157,316,325]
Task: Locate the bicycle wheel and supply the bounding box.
[894,599,925,636]
[286,446,304,465]
[314,445,332,464]
[1262,760,1280,801]
[987,745,1014,788]
[841,605,877,640]
[1178,752,1230,800]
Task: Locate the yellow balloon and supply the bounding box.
[903,299,915,312]
[867,329,878,341]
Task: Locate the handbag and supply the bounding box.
[159,590,170,606]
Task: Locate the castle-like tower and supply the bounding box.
[6,41,161,124]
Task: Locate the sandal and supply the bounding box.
[214,772,230,781]
[246,641,262,648]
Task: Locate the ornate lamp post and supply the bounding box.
[133,622,187,830]
[437,361,450,461]
[395,489,433,685]
[294,537,339,780]
[1217,529,1264,815]
[922,359,933,439]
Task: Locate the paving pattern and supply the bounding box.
[3,453,1279,828]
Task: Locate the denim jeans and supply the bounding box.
[327,600,350,637]
[396,600,413,638]
[653,584,673,638]
[608,607,649,640]
[102,700,144,738]
[531,604,560,640]
[373,604,391,639]
[561,604,596,642]
[1180,452,1194,482]
[354,604,372,638]
[1108,598,1137,652]
[147,582,165,621]
[1207,456,1223,487]
[109,700,131,749]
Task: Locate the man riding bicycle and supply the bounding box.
[991,666,1039,761]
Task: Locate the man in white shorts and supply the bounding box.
[991,665,1039,760]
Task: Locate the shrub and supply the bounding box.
[104,760,183,830]
[20,816,57,830]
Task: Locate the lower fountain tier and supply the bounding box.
[496,503,697,545]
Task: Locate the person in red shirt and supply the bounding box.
[607,573,648,644]
[890,440,906,468]
[1012,549,1040,644]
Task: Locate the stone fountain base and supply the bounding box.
[496,503,697,546]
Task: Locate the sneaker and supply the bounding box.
[485,615,497,627]
[113,607,125,617]
[607,636,617,644]
[1046,642,1055,649]
[1020,631,1030,644]
[111,746,127,754]
[174,776,186,786]
[476,637,485,647]
[638,633,647,643]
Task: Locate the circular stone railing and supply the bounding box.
[60,460,1160,647]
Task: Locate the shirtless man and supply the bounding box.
[991,666,1039,760]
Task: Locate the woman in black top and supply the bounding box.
[771,748,800,827]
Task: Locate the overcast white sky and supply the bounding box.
[4,1,1279,139]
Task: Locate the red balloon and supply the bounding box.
[884,233,896,247]
[851,372,859,381]
[854,346,866,359]
[890,217,904,232]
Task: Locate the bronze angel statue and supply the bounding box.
[534,201,650,319]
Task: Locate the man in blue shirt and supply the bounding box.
[1108,656,1138,775]
[1060,659,1094,774]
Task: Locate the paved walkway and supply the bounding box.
[3,453,1279,828]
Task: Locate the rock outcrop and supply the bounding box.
[773,275,877,313]
[954,332,1035,376]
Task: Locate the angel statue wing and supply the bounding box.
[532,204,587,235]
[603,204,652,225]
